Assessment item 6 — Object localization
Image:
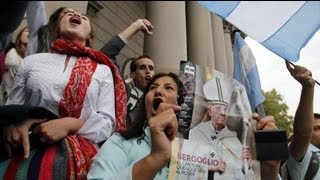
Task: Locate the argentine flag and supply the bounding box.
[233,32,265,112]
[198,1,320,62]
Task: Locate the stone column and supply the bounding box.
[144,1,187,74]
[223,21,234,77]
[186,1,215,70]
[211,13,227,74]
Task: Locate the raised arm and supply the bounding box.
[132,103,181,180]
[100,19,153,70]
[286,61,315,161]
[119,19,153,39]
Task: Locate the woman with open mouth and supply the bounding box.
[88,72,183,179]
[0,10,126,179]
[88,70,282,180]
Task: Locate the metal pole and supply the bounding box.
[255,103,266,118]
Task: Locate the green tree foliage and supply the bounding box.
[262,89,293,136]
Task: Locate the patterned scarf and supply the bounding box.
[0,40,128,180]
[51,39,127,132]
[50,39,126,179]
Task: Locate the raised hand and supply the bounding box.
[148,103,182,164]
[119,18,154,41]
[252,112,277,130]
[285,61,315,88]
[252,113,280,180]
[137,19,154,35]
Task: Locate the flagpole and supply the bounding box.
[255,103,266,118]
[243,120,250,176]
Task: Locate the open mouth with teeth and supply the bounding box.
[70,17,81,25]
[152,98,163,113]
[145,76,151,82]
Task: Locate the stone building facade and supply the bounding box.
[14,1,236,78]
[51,1,236,77]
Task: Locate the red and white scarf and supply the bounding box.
[51,39,127,132]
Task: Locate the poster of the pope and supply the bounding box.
[168,62,259,180]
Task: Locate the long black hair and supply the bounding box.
[120,72,184,141]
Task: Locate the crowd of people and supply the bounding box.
[0,26,29,104]
[0,2,318,180]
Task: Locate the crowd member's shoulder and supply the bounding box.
[24,52,56,60]
[5,48,19,57]
[94,63,113,82]
[4,43,16,54]
[100,131,141,151]
[22,53,64,67]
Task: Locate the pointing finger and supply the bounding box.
[22,134,30,159]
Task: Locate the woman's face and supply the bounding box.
[59,8,76,20]
[145,76,179,120]
[58,11,91,45]
[20,28,29,45]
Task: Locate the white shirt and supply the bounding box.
[127,86,143,111]
[6,53,116,144]
[4,48,23,78]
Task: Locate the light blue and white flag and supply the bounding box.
[233,32,265,112]
[198,1,320,62]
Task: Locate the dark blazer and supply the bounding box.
[100,35,126,72]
